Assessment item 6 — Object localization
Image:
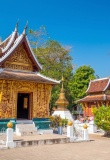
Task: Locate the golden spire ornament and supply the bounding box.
[55,75,69,110]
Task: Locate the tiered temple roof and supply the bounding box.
[78,77,110,102]
[0,25,42,71]
[0,24,60,85]
[86,78,110,93]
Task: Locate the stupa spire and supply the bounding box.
[55,75,69,110]
[61,74,64,89]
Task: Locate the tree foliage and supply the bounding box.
[93,106,110,135]
[28,28,97,113]
[35,40,73,112]
[28,29,73,113]
[68,65,96,102]
[28,26,49,48]
[33,40,73,79]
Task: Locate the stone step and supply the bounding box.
[16,123,37,136]
[15,137,70,148]
[16,120,33,124]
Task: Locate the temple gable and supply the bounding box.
[3,44,33,71]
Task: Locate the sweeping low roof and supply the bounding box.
[0,68,60,85]
[77,94,110,102]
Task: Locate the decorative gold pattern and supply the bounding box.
[4,44,33,71]
[0,80,52,118]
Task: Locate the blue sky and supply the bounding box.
[0,0,110,78]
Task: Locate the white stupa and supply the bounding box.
[52,76,73,122]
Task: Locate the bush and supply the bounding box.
[49,115,68,128]
[93,105,110,135]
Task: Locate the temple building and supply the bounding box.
[0,24,60,120]
[78,77,110,117]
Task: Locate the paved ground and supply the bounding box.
[0,134,110,160]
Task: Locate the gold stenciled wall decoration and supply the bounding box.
[36,83,52,117]
[0,80,13,118]
[0,79,52,118]
[3,44,33,71]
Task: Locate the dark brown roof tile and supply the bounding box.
[78,94,106,102]
[87,78,109,93]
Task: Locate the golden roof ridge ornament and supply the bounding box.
[55,74,69,110]
[22,21,28,35]
[15,19,19,32]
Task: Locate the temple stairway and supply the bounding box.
[16,120,37,136]
[15,119,37,136]
[15,119,53,136]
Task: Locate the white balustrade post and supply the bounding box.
[67,120,73,137]
[83,124,89,140]
[6,122,15,148]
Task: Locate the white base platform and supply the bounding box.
[52,110,74,122]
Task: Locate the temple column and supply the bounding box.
[84,102,88,116]
[106,101,109,107]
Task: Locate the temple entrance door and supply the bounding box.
[17,93,30,119]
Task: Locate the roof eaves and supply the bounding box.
[2,30,18,53]
[92,77,109,82]
[37,73,60,84]
[77,96,89,102]
[0,35,11,47]
[86,81,92,93]
[103,78,110,91]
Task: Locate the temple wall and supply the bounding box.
[82,102,109,117]
[0,80,52,118]
[82,102,96,117]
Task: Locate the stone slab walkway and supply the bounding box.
[0,133,110,160]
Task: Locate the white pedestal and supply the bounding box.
[83,129,89,140]
[88,121,97,133]
[6,128,15,148]
[52,110,74,122]
[67,126,73,137]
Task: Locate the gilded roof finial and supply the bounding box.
[22,21,28,35]
[15,19,19,32]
